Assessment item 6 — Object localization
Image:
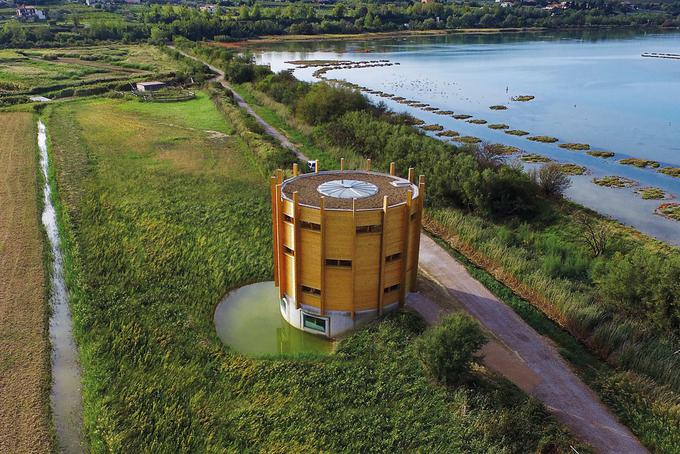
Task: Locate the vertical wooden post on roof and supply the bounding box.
[271,175,279,288]
[292,163,299,177]
[407,167,414,183]
[340,157,345,171]
[315,159,319,173]
[293,191,301,308]
[351,198,357,320]
[319,196,326,316]
[377,195,388,316]
[366,158,372,171]
[389,162,396,176]
[399,190,412,305]
[275,183,285,300]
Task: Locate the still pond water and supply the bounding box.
[254,31,680,245]
[214,282,332,356]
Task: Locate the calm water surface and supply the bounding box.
[214,282,332,356]
[254,31,680,245]
[39,120,84,453]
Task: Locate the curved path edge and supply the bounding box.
[408,234,646,454]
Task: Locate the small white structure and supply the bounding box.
[199,4,218,14]
[16,5,46,21]
[135,81,166,92]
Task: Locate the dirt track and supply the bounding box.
[0,113,52,453]
[409,234,646,454]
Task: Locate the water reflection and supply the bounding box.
[254,30,680,245]
[214,282,332,356]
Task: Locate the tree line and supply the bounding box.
[2,1,679,47]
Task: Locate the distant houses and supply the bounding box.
[15,5,46,21]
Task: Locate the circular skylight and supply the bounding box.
[317,179,379,199]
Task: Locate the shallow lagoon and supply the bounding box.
[254,31,680,245]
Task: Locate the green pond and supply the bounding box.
[214,281,333,356]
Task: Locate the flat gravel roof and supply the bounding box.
[281,171,419,210]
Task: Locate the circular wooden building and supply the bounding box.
[270,162,424,338]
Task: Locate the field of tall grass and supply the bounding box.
[44,93,582,451]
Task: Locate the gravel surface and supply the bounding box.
[282,171,417,209]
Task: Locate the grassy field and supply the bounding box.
[46,93,582,452]
[0,45,185,104]
[0,112,53,453]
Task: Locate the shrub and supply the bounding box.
[592,249,680,331]
[530,162,571,198]
[295,83,367,125]
[416,313,486,385]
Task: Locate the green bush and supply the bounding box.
[416,314,486,385]
[295,83,368,125]
[593,249,680,331]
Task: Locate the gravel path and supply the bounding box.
[409,234,647,454]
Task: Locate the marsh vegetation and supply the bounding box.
[559,143,591,151]
[593,176,638,188]
[658,167,680,178]
[505,129,529,136]
[587,151,615,158]
[527,135,559,143]
[619,158,661,168]
[656,203,680,221]
[636,187,667,200]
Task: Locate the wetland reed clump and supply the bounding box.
[436,110,454,115]
[559,143,591,151]
[519,153,551,163]
[505,129,529,136]
[487,144,521,155]
[453,136,482,144]
[489,105,508,110]
[421,124,445,132]
[656,202,680,221]
[527,136,559,143]
[559,164,588,175]
[436,130,460,137]
[488,124,509,130]
[587,151,615,158]
[619,158,660,168]
[467,119,488,125]
[453,114,472,120]
[512,95,535,102]
[592,176,637,188]
[636,187,667,200]
[658,167,680,178]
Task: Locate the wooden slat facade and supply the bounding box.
[272,170,424,318]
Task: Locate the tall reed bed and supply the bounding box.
[427,208,680,392]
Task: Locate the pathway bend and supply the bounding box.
[408,234,646,454]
